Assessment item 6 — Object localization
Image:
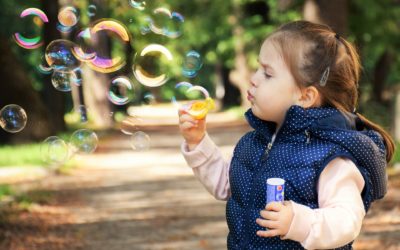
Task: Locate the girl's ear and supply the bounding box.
[298,86,321,108]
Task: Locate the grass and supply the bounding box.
[0,143,43,167]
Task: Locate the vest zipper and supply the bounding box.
[262,133,276,161]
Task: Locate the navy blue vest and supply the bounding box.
[226,106,387,250]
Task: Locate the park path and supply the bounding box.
[1,121,400,249]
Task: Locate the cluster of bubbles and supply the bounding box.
[11,1,214,159]
[40,129,98,165]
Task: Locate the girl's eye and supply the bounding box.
[264,72,272,79]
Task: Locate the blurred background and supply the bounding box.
[0,0,399,249]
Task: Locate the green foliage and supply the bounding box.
[349,0,400,86]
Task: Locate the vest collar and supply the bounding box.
[245,105,356,141]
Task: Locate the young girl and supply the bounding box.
[178,21,394,249]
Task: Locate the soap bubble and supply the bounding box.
[129,0,146,10]
[149,8,184,38]
[0,104,28,133]
[143,93,156,105]
[13,8,48,49]
[87,4,97,17]
[70,129,98,154]
[41,136,70,164]
[130,131,150,151]
[87,19,131,73]
[72,28,97,62]
[36,56,53,75]
[172,83,215,120]
[58,6,79,27]
[51,70,75,92]
[45,39,81,72]
[182,50,202,78]
[107,76,134,105]
[133,44,173,87]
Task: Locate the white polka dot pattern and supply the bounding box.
[226,106,387,249]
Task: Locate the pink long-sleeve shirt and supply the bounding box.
[181,133,366,249]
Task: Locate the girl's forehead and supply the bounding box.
[259,39,285,66]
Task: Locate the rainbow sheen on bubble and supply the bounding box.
[51,70,75,92]
[148,8,184,38]
[41,136,70,164]
[70,129,98,154]
[182,50,202,78]
[58,6,79,27]
[72,28,96,62]
[87,5,97,17]
[133,44,173,87]
[0,104,28,133]
[107,76,134,105]
[130,131,150,151]
[36,56,53,74]
[129,0,146,10]
[87,19,130,73]
[45,39,81,72]
[14,8,48,49]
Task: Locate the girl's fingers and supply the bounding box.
[180,121,197,130]
[179,114,197,124]
[256,218,279,229]
[260,210,279,221]
[265,202,283,212]
[256,229,280,238]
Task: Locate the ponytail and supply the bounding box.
[356,112,395,163]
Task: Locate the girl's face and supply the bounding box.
[248,39,302,127]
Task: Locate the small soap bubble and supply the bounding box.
[87,4,97,17]
[133,44,173,87]
[0,104,28,133]
[51,70,75,92]
[130,131,150,151]
[182,50,202,78]
[143,93,156,105]
[45,39,81,72]
[58,6,79,27]
[172,83,215,120]
[70,129,98,154]
[149,8,184,38]
[129,0,146,10]
[41,136,70,164]
[107,76,134,105]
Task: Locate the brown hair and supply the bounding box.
[267,20,395,162]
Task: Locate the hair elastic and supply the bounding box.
[335,33,340,40]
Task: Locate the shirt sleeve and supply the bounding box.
[282,157,366,249]
[181,133,231,200]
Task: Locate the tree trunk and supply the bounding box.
[80,0,113,129]
[215,63,241,108]
[42,0,67,133]
[303,0,348,35]
[229,4,251,108]
[0,37,53,144]
[372,50,393,103]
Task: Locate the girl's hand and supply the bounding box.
[178,108,206,150]
[256,201,294,238]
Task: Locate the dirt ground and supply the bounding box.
[1,124,399,250]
